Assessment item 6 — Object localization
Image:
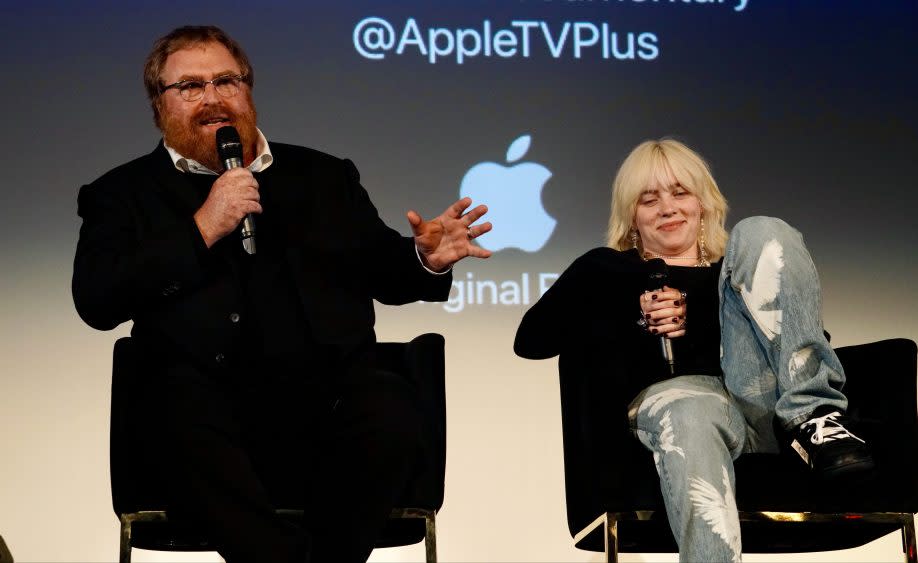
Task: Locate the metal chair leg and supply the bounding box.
[119,515,132,563]
[388,507,437,562]
[424,511,437,563]
[605,513,619,563]
[903,514,917,563]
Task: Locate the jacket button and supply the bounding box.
[162,283,180,296]
[229,313,240,323]
[215,353,225,363]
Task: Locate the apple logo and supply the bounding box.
[459,134,556,252]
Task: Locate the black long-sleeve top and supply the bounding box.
[514,247,722,404]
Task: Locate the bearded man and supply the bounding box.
[72,25,490,562]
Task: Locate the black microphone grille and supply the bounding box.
[645,257,669,290]
[216,125,243,162]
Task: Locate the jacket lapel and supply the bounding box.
[145,142,243,278]
[256,151,314,281]
[146,142,210,217]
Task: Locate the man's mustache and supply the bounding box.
[193,106,237,126]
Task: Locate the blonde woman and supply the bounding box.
[514,139,872,562]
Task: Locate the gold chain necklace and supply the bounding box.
[641,251,709,267]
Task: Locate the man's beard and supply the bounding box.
[159,97,259,172]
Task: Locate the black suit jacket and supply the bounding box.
[73,141,451,373]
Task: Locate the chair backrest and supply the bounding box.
[374,334,447,511]
[110,337,164,515]
[558,338,918,548]
[110,333,446,547]
[372,334,447,547]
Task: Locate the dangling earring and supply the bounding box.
[698,216,710,266]
[630,228,639,250]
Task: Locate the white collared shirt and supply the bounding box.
[164,127,273,175]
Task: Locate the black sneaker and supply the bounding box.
[790,409,875,479]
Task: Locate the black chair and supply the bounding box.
[111,333,446,563]
[558,338,918,562]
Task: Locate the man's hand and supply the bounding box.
[407,197,492,272]
[193,168,262,248]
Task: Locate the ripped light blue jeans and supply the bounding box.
[628,217,848,562]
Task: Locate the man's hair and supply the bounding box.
[143,25,255,127]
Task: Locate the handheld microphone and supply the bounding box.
[216,126,256,255]
[645,258,675,374]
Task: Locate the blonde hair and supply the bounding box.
[606,138,728,261]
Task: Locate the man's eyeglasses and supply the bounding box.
[160,74,247,102]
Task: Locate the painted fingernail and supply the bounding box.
[674,300,681,306]
[650,328,658,334]
[645,314,652,319]
[651,294,658,300]
[673,317,679,322]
